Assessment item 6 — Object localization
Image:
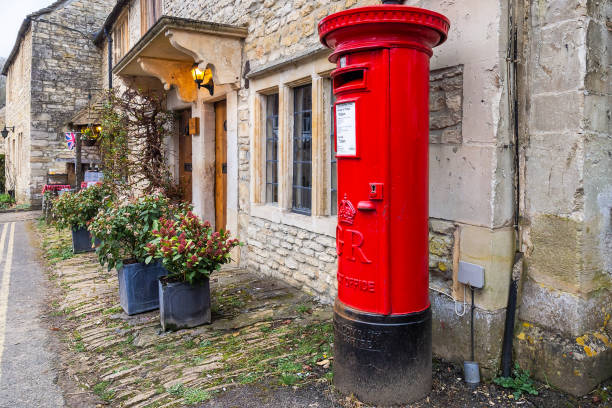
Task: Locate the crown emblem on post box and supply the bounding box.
[338,194,356,225]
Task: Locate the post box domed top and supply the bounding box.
[318,5,450,61]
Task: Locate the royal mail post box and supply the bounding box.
[319,4,449,406]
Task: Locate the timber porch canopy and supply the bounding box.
[112,17,247,102]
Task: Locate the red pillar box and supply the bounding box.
[319,4,449,405]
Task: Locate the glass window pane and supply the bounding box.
[292,84,312,215]
[265,93,279,203]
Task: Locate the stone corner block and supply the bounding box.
[459,225,515,311]
[514,320,612,396]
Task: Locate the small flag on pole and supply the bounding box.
[65,132,76,150]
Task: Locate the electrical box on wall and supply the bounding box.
[458,261,485,288]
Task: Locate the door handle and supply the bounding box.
[222,163,227,174]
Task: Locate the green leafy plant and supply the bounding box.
[81,126,101,141]
[52,184,113,230]
[88,193,176,270]
[93,381,115,401]
[148,210,240,286]
[494,363,539,399]
[0,192,15,210]
[166,383,213,403]
[100,88,180,199]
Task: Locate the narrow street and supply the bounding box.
[0,212,63,407]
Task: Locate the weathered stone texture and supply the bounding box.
[429,65,463,144]
[431,291,506,380]
[164,0,377,69]
[4,31,33,202]
[514,320,612,396]
[519,0,611,393]
[428,218,456,291]
[246,216,338,302]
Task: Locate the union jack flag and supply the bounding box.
[65,132,76,150]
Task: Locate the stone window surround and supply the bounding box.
[113,9,130,63]
[250,56,337,238]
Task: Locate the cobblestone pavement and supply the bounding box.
[37,224,335,407]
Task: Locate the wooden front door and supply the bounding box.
[215,101,227,232]
[178,110,192,203]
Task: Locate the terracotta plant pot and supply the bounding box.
[118,262,167,315]
[158,278,211,331]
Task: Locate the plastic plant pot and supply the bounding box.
[158,279,211,331]
[117,262,168,315]
[71,227,96,253]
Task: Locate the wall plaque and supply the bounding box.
[336,102,357,156]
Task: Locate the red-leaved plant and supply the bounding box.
[146,210,240,285]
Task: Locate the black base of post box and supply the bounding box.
[333,300,432,406]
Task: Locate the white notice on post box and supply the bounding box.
[335,102,357,156]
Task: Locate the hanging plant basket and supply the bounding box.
[83,138,97,147]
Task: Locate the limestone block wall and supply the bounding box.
[515,0,611,395]
[27,0,114,205]
[4,31,33,201]
[247,216,337,300]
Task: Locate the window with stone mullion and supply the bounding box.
[292,84,312,215]
[265,93,279,203]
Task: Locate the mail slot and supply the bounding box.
[319,4,449,405]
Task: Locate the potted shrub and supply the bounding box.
[52,184,112,253]
[88,193,175,315]
[149,210,240,331]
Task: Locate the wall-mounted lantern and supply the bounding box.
[191,65,214,96]
[1,126,15,139]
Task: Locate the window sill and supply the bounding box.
[250,203,337,237]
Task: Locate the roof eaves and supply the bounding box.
[94,0,131,47]
[1,0,70,76]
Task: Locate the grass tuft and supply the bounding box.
[93,381,115,402]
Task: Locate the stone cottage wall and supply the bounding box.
[4,31,33,201]
[26,0,114,205]
[247,216,338,300]
[515,0,611,395]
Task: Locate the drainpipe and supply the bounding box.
[501,0,523,378]
[105,27,112,89]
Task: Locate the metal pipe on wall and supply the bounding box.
[105,27,112,89]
